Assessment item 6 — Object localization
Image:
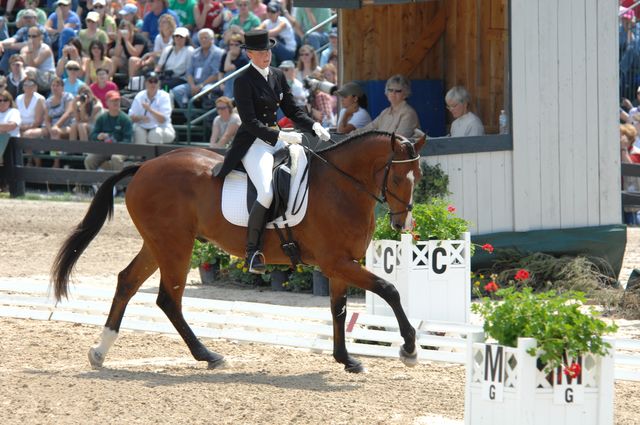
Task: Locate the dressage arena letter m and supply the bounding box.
[482,344,504,402]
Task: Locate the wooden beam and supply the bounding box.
[395,5,446,76]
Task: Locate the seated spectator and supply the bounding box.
[621,123,640,224]
[321,62,337,85]
[358,74,420,138]
[42,77,75,167]
[62,60,86,96]
[295,44,320,82]
[170,0,196,32]
[278,59,305,108]
[257,2,295,64]
[193,0,223,38]
[6,54,27,100]
[0,90,21,138]
[249,0,266,20]
[290,6,331,51]
[44,0,82,59]
[78,12,109,55]
[129,13,175,78]
[209,95,240,148]
[70,86,104,141]
[20,27,56,92]
[93,0,117,44]
[110,20,147,78]
[307,71,335,128]
[220,0,239,33]
[90,67,119,107]
[336,82,371,135]
[217,32,248,99]
[173,28,224,108]
[16,0,47,28]
[0,9,50,75]
[155,27,194,90]
[86,90,133,170]
[445,85,484,137]
[228,0,260,33]
[83,41,112,85]
[319,27,337,67]
[128,71,175,144]
[142,0,181,42]
[17,77,45,165]
[55,37,83,79]
[119,3,143,30]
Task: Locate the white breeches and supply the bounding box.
[241,138,287,208]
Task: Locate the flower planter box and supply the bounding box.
[464,332,615,425]
[198,263,220,285]
[365,232,471,323]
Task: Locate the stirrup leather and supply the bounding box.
[248,251,266,274]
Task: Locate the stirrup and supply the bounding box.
[247,251,266,274]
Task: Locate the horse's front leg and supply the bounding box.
[329,259,418,367]
[329,278,365,373]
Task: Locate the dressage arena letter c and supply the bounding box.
[383,247,394,274]
[431,247,447,274]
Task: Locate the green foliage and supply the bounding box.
[471,287,618,371]
[413,162,450,204]
[190,240,230,269]
[284,264,313,292]
[260,264,292,283]
[373,199,470,241]
[226,259,261,286]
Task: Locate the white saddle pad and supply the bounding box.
[221,144,310,228]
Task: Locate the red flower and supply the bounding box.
[563,362,581,379]
[202,263,213,271]
[484,281,499,292]
[447,205,456,213]
[411,218,417,230]
[482,243,494,253]
[412,232,420,241]
[514,269,530,281]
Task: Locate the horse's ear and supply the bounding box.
[413,134,426,154]
[390,133,396,151]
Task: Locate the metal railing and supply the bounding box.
[184,13,338,144]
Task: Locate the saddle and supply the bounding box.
[219,144,311,229]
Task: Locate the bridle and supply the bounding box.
[303,135,420,216]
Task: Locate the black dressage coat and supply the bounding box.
[214,65,316,178]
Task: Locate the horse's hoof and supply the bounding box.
[88,347,104,368]
[399,346,418,367]
[207,356,226,370]
[345,362,366,373]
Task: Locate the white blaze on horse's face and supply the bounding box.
[402,170,415,231]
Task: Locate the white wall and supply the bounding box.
[429,0,620,235]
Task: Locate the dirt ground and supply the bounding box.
[1,198,640,425]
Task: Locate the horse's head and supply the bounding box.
[382,134,426,231]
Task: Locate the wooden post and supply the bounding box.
[7,137,25,197]
[516,338,537,425]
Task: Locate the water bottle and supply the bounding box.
[499,110,508,134]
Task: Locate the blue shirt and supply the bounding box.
[63,78,86,96]
[142,9,181,41]
[46,11,81,32]
[188,44,224,85]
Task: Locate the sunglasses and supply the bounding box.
[386,88,403,94]
[0,98,10,103]
[28,34,41,38]
[147,79,159,84]
[216,106,229,110]
[446,103,460,110]
[67,67,80,71]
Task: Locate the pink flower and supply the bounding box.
[482,243,494,253]
[484,281,499,292]
[447,205,456,213]
[514,269,530,281]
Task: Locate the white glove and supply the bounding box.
[279,130,303,145]
[313,122,331,141]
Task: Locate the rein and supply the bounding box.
[302,135,420,216]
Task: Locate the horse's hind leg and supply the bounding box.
[155,258,225,369]
[89,243,158,368]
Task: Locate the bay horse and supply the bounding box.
[52,131,426,373]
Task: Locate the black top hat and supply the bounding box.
[242,29,277,51]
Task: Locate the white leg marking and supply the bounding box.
[89,327,118,367]
[403,170,415,231]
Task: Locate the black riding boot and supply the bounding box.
[246,202,269,274]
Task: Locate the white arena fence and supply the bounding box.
[0,279,639,382]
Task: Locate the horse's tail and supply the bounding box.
[51,165,140,301]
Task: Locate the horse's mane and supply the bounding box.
[315,130,395,154]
